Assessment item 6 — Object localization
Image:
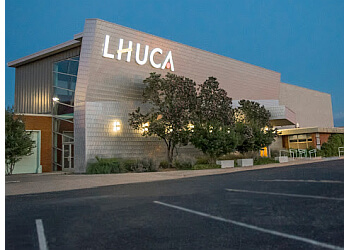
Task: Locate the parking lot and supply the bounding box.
[6,159,344,249]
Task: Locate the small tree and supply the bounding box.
[190,77,238,162]
[319,134,344,157]
[234,100,277,153]
[5,107,35,175]
[129,72,197,166]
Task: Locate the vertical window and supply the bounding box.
[52,56,79,171]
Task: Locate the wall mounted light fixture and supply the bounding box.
[113,121,121,132]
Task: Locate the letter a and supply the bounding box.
[161,51,175,71]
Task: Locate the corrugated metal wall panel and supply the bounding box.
[14,46,81,114]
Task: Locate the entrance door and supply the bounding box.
[62,143,74,171]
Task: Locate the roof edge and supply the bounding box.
[7,39,81,68]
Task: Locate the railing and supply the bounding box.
[338,147,344,157]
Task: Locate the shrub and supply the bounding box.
[174,160,193,170]
[86,157,157,174]
[318,134,344,157]
[195,156,211,165]
[159,160,170,169]
[86,157,125,174]
[253,157,278,165]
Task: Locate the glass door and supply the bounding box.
[62,143,74,171]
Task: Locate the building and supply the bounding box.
[7,18,343,173]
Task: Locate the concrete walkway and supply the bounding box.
[5,157,343,196]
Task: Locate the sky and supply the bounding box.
[5,0,344,126]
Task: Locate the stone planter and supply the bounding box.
[216,160,235,168]
[275,156,288,163]
[237,158,253,167]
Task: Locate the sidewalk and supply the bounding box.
[5,157,343,196]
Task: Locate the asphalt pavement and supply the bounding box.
[6,159,344,249]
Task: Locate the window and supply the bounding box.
[288,134,313,149]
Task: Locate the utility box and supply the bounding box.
[216,160,235,168]
[275,156,288,163]
[237,159,253,167]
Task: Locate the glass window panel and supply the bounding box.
[54,87,74,105]
[68,60,79,75]
[298,134,307,139]
[289,142,298,149]
[55,60,70,74]
[289,135,298,140]
[54,103,74,115]
[54,73,76,90]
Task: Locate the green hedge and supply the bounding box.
[86,157,157,174]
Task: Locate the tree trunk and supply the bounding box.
[166,140,174,168]
[10,163,15,175]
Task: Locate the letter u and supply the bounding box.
[135,43,149,65]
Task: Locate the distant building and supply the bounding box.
[8,19,343,173]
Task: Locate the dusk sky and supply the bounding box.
[5,0,344,126]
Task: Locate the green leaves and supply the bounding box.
[234,100,277,153]
[5,107,36,175]
[129,73,278,164]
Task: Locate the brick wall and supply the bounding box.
[21,115,52,172]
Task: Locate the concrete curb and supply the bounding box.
[5,157,343,196]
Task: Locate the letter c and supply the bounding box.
[149,48,163,68]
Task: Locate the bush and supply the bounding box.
[159,160,170,169]
[86,157,126,174]
[317,134,344,157]
[174,160,193,170]
[86,157,157,174]
[195,156,211,165]
[253,157,278,165]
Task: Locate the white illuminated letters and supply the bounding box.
[117,38,133,62]
[149,48,163,69]
[102,35,174,71]
[161,51,175,71]
[103,35,114,59]
[135,43,149,65]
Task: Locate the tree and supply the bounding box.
[190,77,238,162]
[234,99,277,153]
[319,134,344,157]
[129,72,197,166]
[5,107,35,175]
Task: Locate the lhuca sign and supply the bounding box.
[102,35,175,71]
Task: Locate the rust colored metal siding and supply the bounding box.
[21,115,52,172]
[14,47,81,114]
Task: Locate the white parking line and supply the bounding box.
[35,219,49,250]
[258,179,343,184]
[154,201,343,250]
[226,189,343,201]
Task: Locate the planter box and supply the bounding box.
[275,156,288,163]
[216,160,234,168]
[237,158,253,167]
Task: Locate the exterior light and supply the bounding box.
[188,123,194,132]
[141,122,149,133]
[113,121,121,132]
[53,97,59,102]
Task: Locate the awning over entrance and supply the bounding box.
[267,105,296,126]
